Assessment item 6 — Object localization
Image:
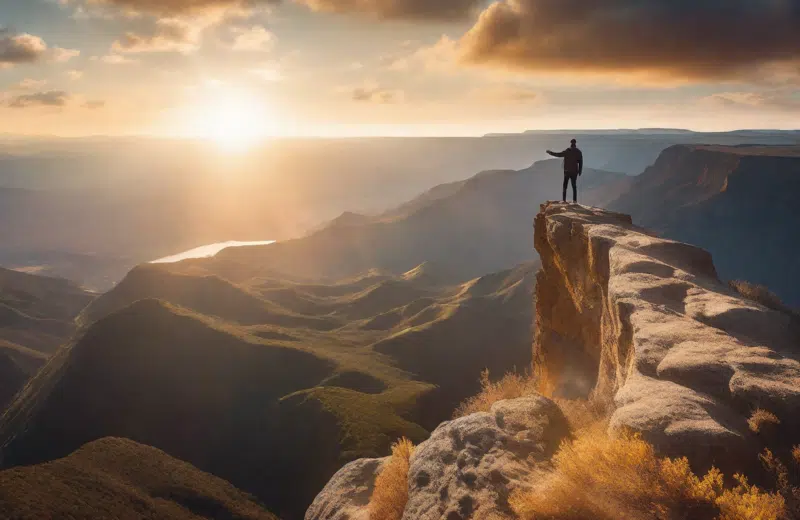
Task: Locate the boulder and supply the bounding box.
[402,395,569,520]
[305,458,385,520]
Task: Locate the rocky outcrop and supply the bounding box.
[608,145,800,306]
[534,202,800,471]
[305,458,385,520]
[307,395,569,520]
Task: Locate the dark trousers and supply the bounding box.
[563,172,578,202]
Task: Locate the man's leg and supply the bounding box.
[562,174,569,202]
[571,174,578,203]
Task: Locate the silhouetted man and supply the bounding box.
[547,139,584,203]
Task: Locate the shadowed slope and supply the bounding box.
[0,437,278,520]
[610,145,800,306]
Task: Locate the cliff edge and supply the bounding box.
[535,202,800,470]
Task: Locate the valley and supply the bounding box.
[0,135,798,519]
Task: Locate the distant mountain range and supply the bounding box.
[189,159,631,285]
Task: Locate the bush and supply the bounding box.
[368,438,415,520]
[510,428,785,520]
[748,409,781,434]
[730,280,793,315]
[454,369,540,418]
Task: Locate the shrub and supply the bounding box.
[730,280,793,315]
[368,438,415,520]
[510,428,785,520]
[748,409,781,434]
[793,446,800,467]
[454,369,539,418]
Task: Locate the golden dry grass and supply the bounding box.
[730,281,793,315]
[510,427,785,520]
[454,369,540,418]
[368,438,415,520]
[554,397,612,433]
[748,409,781,434]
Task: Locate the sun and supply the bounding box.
[181,84,279,151]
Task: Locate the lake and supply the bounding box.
[152,240,275,264]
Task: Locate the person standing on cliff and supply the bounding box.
[547,139,584,203]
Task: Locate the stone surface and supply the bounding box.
[402,395,569,520]
[534,201,800,472]
[305,457,385,520]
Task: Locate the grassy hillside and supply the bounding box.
[0,267,94,354]
[0,267,94,413]
[0,437,277,519]
[1,260,536,519]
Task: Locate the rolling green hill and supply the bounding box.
[0,260,536,519]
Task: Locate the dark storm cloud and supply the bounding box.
[0,30,48,66]
[460,0,800,79]
[7,91,71,108]
[296,0,483,20]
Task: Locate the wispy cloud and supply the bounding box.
[7,90,71,108]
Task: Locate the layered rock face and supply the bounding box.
[534,202,800,470]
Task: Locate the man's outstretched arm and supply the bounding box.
[547,149,566,158]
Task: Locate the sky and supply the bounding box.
[1,0,799,138]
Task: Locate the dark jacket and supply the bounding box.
[548,147,584,174]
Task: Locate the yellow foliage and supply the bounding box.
[717,474,785,520]
[748,409,781,434]
[792,446,800,467]
[368,438,415,520]
[454,369,539,417]
[510,429,785,520]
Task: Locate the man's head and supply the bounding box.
[570,139,577,147]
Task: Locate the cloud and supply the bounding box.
[350,84,404,103]
[7,90,71,108]
[13,79,48,91]
[52,47,81,62]
[295,0,482,20]
[0,30,48,66]
[67,69,84,80]
[112,19,200,53]
[470,84,539,104]
[95,53,139,64]
[459,0,800,81]
[705,90,800,110]
[74,0,276,16]
[84,100,107,109]
[231,25,274,51]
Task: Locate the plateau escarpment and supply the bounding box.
[610,144,800,306]
[534,202,800,472]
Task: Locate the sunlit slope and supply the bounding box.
[2,259,536,519]
[0,437,278,520]
[609,145,800,306]
[182,160,631,284]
